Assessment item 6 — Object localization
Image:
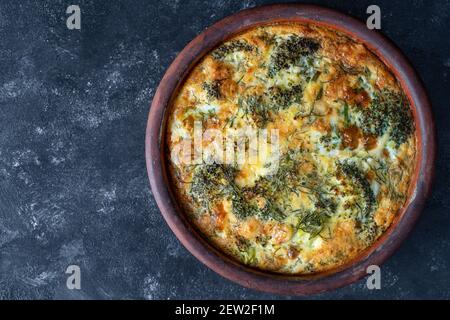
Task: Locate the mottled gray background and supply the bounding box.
[0,0,448,300]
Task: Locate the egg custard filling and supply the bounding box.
[166,23,416,274]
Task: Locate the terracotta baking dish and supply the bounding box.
[145,4,436,295]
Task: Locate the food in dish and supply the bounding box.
[166,23,416,274]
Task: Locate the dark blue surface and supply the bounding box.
[0,0,448,299]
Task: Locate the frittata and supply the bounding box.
[166,23,416,274]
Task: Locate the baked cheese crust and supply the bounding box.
[166,23,416,274]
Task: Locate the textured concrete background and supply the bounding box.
[0,0,448,299]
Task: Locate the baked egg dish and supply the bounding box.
[166,23,416,274]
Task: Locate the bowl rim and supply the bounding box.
[145,4,436,295]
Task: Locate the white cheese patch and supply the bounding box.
[197,103,220,114]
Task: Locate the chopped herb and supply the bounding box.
[298,56,319,82]
[311,71,321,82]
[320,134,332,145]
[240,95,272,127]
[315,86,323,101]
[295,209,329,237]
[343,102,350,126]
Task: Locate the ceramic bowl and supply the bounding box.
[145,4,436,295]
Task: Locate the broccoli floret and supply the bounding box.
[190,164,235,210]
[190,163,283,220]
[190,151,333,224]
[339,162,376,221]
[360,93,390,137]
[268,85,302,108]
[268,35,320,77]
[356,219,379,245]
[202,80,221,100]
[190,164,257,218]
[238,86,302,127]
[211,40,254,60]
[387,92,414,145]
[360,90,414,146]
